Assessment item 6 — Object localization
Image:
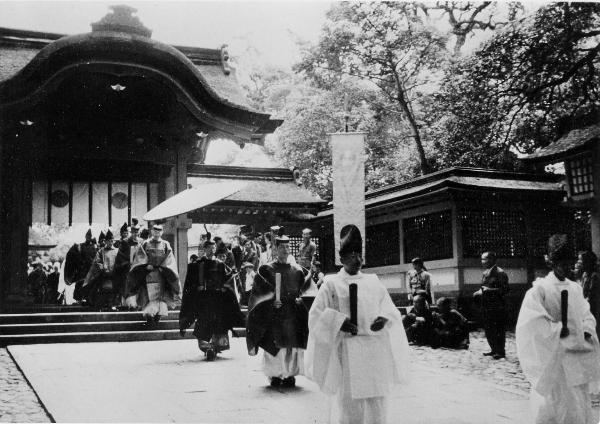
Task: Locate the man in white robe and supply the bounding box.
[304,225,409,424]
[516,234,600,424]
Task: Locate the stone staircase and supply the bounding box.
[0,307,247,346]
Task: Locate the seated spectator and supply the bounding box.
[431,297,469,349]
[402,291,433,345]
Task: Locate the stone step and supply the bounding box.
[0,328,248,347]
[0,329,196,346]
[0,310,182,324]
[0,320,181,334]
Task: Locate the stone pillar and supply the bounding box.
[592,141,600,254]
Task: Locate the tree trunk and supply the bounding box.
[396,91,431,175]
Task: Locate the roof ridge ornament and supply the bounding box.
[220,44,231,75]
[91,5,152,38]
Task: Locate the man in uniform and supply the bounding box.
[180,236,244,360]
[296,228,317,271]
[65,228,98,304]
[474,251,509,359]
[83,230,119,310]
[246,233,309,388]
[127,224,180,324]
[406,257,432,305]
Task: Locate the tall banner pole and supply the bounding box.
[329,132,367,265]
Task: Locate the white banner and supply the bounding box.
[92,182,109,225]
[329,132,366,265]
[111,182,129,228]
[72,182,89,225]
[50,181,69,225]
[31,180,48,224]
[131,182,149,225]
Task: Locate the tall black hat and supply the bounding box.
[215,243,228,255]
[98,231,106,243]
[339,224,362,257]
[203,231,215,247]
[120,222,129,234]
[105,229,114,240]
[85,228,93,239]
[548,234,572,263]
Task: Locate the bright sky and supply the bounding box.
[0,1,332,69]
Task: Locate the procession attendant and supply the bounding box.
[516,234,600,424]
[126,224,180,324]
[82,230,118,310]
[65,228,97,304]
[304,224,409,424]
[180,235,244,361]
[246,233,309,388]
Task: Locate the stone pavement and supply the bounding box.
[0,349,51,423]
[7,336,533,424]
[4,330,600,423]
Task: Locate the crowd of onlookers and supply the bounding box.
[26,258,63,304]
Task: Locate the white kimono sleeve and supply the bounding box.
[376,282,411,384]
[304,282,347,395]
[516,285,563,393]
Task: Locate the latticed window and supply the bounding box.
[365,221,400,267]
[568,155,594,195]
[403,210,453,262]
[528,208,591,264]
[461,209,526,258]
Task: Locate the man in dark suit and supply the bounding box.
[474,251,509,359]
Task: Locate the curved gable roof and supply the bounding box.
[0,26,282,140]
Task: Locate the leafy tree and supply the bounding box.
[268,81,424,199]
[431,2,600,168]
[296,2,449,174]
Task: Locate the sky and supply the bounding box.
[0,1,332,69]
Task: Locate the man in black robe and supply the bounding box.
[114,222,141,309]
[179,235,244,360]
[431,297,469,349]
[246,234,309,388]
[65,228,97,304]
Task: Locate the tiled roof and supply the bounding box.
[0,27,256,116]
[317,167,564,216]
[523,124,600,162]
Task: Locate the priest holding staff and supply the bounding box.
[304,224,409,424]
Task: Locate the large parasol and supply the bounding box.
[143,181,247,221]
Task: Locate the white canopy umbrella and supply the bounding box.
[143,181,247,221]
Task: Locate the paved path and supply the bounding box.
[8,336,533,423]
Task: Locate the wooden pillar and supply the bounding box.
[451,201,464,294]
[3,154,31,304]
[160,141,192,286]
